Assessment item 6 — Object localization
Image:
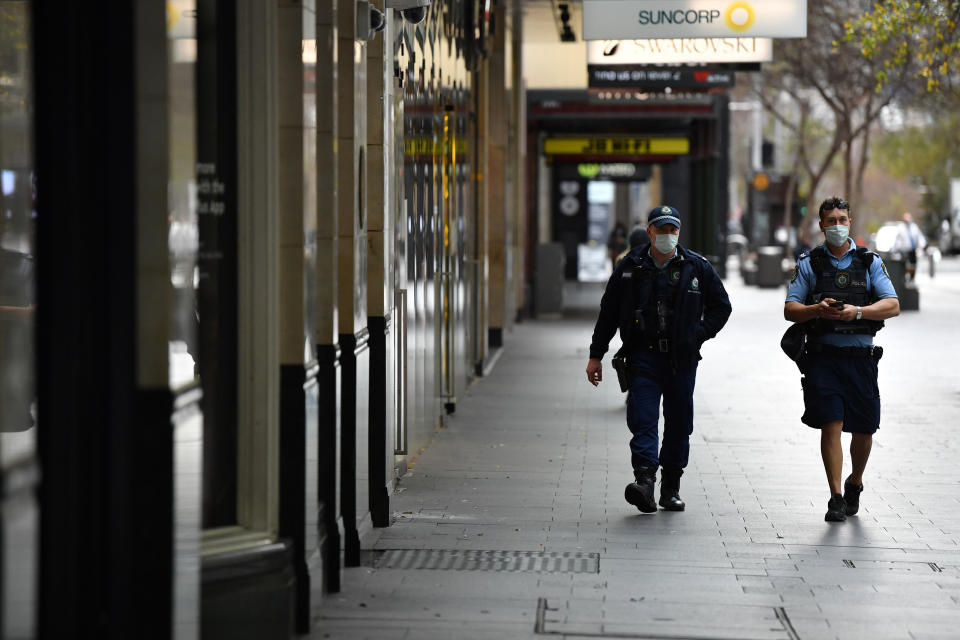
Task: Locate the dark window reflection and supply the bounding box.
[1,1,39,636]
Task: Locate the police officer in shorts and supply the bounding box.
[784,197,900,522]
[585,206,731,513]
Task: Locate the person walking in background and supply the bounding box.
[892,211,926,282]
[607,221,628,266]
[784,197,900,522]
[613,224,648,267]
[585,206,731,513]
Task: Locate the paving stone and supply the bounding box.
[311,267,960,639]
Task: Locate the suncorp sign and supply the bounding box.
[583,0,807,40]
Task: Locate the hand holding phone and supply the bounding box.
[828,300,844,309]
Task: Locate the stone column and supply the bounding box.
[314,0,341,594]
[336,0,369,567]
[365,0,392,528]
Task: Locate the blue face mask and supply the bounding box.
[654,232,679,253]
[824,224,849,247]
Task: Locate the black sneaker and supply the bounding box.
[825,494,846,522]
[843,477,863,516]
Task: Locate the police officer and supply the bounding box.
[586,206,731,513]
[784,197,900,522]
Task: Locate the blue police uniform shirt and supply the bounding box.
[785,240,898,347]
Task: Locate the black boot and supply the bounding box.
[658,468,685,511]
[625,467,657,513]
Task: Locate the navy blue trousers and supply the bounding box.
[627,350,697,470]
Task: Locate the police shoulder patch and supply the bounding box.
[790,265,799,283]
[881,261,889,278]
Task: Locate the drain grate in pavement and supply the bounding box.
[535,599,800,639]
[366,549,599,573]
[842,559,856,568]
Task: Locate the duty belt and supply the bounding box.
[643,337,670,353]
[804,343,883,360]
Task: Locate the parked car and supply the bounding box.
[871,222,902,259]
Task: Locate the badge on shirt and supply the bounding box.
[669,267,682,285]
[835,270,851,288]
[691,276,699,290]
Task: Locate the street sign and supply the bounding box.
[582,0,807,40]
[753,172,770,191]
[544,137,690,156]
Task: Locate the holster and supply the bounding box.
[611,348,630,393]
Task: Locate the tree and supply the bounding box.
[846,1,960,93]
[755,0,916,243]
[845,1,960,226]
[874,112,960,220]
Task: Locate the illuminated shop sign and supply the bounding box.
[544,138,690,156]
[586,37,772,65]
[582,0,807,40]
[588,66,735,89]
[577,163,647,178]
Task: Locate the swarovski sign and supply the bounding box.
[587,37,772,64]
[583,0,807,40]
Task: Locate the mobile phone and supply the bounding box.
[829,300,844,309]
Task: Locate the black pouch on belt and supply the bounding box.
[611,353,630,393]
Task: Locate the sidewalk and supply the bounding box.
[313,260,960,640]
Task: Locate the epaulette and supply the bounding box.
[855,246,877,266]
[682,247,710,265]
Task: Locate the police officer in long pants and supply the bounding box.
[784,197,900,522]
[586,206,732,513]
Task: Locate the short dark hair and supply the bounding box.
[818,197,850,220]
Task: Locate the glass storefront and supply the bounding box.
[0,1,38,635]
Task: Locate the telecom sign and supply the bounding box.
[582,0,807,40]
[587,37,772,65]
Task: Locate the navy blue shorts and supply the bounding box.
[801,353,881,434]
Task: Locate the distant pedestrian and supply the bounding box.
[586,206,731,513]
[608,222,628,265]
[783,197,900,522]
[613,224,647,267]
[892,211,926,282]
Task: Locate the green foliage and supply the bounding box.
[846,1,960,92]
[874,113,960,214]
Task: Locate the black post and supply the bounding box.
[339,333,361,566]
[368,317,390,527]
[278,365,310,632]
[317,344,342,592]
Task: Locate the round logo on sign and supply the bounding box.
[835,270,851,288]
[725,1,756,32]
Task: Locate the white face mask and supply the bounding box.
[824,224,849,247]
[654,232,679,253]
